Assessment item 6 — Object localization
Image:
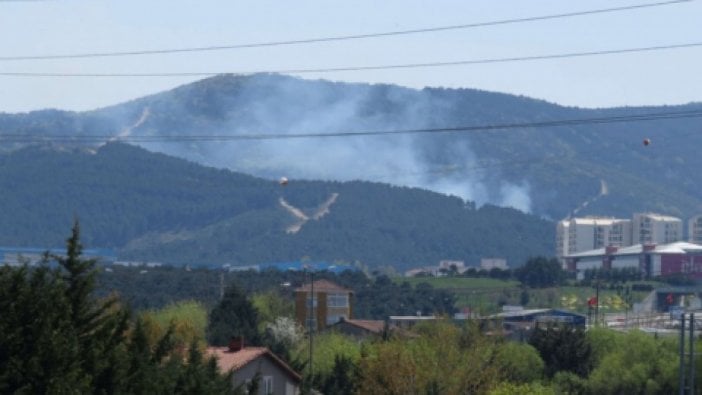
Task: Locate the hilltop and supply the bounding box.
[2,74,701,220]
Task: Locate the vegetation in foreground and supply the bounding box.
[3,224,698,394]
[0,223,230,394]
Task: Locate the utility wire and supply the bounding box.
[1,41,699,78]
[2,109,700,143]
[0,0,691,61]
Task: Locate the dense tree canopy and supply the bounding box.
[0,143,553,270]
[515,257,565,288]
[207,284,261,347]
[0,223,230,394]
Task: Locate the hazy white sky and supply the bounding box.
[0,0,700,113]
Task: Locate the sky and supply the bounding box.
[0,0,700,113]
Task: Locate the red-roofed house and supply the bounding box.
[328,318,394,338]
[295,279,353,331]
[208,338,301,395]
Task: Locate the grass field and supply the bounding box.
[395,276,656,315]
[397,276,519,290]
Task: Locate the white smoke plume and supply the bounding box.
[118,75,532,212]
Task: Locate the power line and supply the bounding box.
[1,41,699,78]
[2,109,700,143]
[0,0,691,61]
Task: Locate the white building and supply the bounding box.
[565,241,702,280]
[480,258,508,271]
[556,220,570,260]
[633,213,682,245]
[565,217,632,256]
[688,215,702,244]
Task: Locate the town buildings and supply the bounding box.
[556,217,632,260]
[557,213,694,261]
[558,213,702,279]
[688,215,702,244]
[564,241,702,280]
[294,279,353,332]
[632,213,682,245]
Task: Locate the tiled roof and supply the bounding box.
[340,319,386,333]
[208,347,267,372]
[207,347,302,382]
[295,279,352,293]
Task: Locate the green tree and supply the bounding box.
[515,257,564,288]
[0,222,231,394]
[252,291,294,331]
[357,321,503,394]
[529,325,592,378]
[320,355,359,395]
[494,342,544,383]
[0,264,89,393]
[53,222,132,393]
[586,330,677,395]
[207,284,260,346]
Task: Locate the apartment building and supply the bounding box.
[689,215,702,244]
[564,217,631,255]
[294,279,353,332]
[633,213,682,245]
[556,220,570,259]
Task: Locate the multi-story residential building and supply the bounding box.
[557,213,687,259]
[633,213,682,245]
[294,279,353,332]
[689,215,702,244]
[565,217,631,255]
[556,220,570,260]
[608,219,633,247]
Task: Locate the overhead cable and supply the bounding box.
[0,0,691,61]
[2,109,701,143]
[1,41,699,78]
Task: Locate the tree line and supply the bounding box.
[0,223,231,394]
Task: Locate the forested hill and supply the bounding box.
[0,143,552,269]
[2,73,701,219]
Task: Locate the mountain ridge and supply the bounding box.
[1,73,701,220]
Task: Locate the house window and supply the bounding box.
[306,295,317,308]
[327,293,348,308]
[262,376,273,395]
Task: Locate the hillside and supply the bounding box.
[2,74,701,220]
[0,143,552,269]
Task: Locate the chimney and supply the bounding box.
[228,336,244,352]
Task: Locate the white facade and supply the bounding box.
[633,213,682,244]
[480,258,508,270]
[557,213,687,259]
[565,217,631,255]
[689,215,702,244]
[608,220,633,247]
[556,220,570,259]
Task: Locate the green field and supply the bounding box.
[397,276,519,290]
[395,276,656,315]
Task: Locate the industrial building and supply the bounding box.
[564,241,702,280]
